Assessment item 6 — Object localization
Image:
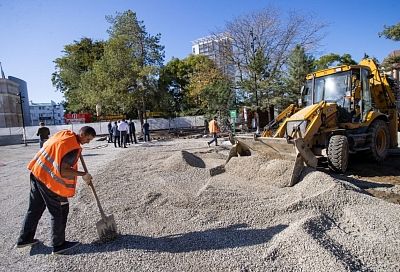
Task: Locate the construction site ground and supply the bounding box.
[1,129,400,271]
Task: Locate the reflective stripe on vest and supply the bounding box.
[31,156,75,188]
[32,147,61,173]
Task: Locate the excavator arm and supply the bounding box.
[261,104,298,137]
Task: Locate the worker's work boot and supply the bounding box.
[15,238,40,248]
[52,241,80,255]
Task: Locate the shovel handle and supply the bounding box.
[79,154,107,220]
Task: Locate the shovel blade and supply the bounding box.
[96,214,118,241]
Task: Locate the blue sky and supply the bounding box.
[0,0,399,103]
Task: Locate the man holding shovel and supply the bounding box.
[16,126,96,255]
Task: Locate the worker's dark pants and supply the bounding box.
[144,132,150,142]
[208,133,218,146]
[120,131,127,147]
[130,132,137,144]
[39,139,48,148]
[113,135,120,147]
[18,174,69,247]
[108,132,113,143]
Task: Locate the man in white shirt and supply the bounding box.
[117,119,129,148]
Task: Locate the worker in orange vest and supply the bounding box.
[207,116,220,147]
[16,126,96,255]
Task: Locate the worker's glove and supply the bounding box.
[82,173,93,185]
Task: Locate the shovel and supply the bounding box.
[80,154,118,241]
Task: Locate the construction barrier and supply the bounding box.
[0,116,205,141]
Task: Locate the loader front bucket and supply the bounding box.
[227,135,317,186]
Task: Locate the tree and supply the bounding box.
[279,45,314,109]
[79,35,140,115]
[158,57,192,113]
[379,22,400,71]
[105,10,165,123]
[313,53,356,70]
[52,10,165,118]
[187,54,233,115]
[52,38,105,112]
[217,7,326,109]
[379,22,400,41]
[159,54,234,116]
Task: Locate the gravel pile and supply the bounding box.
[1,138,399,271]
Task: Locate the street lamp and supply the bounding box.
[17,91,27,146]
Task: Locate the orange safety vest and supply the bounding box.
[27,130,82,198]
[209,119,219,133]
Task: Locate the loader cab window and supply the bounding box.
[303,82,312,106]
[360,68,372,121]
[305,72,350,107]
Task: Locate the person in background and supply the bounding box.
[128,119,137,144]
[107,121,113,143]
[16,126,96,255]
[207,116,220,147]
[126,122,131,145]
[37,122,50,148]
[143,121,150,142]
[118,119,129,148]
[112,121,120,148]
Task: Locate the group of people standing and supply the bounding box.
[107,119,150,148]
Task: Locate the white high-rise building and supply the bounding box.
[191,34,235,79]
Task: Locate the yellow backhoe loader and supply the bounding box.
[228,59,399,186]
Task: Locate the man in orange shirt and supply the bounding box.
[207,116,220,147]
[16,126,96,255]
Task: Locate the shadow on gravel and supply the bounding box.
[29,243,52,255]
[82,153,105,157]
[72,223,288,255]
[329,172,394,190]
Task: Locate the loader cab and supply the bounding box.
[303,67,372,123]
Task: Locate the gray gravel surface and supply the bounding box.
[1,138,400,272]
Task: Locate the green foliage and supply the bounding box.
[52,38,105,111]
[339,54,357,65]
[313,53,356,70]
[279,45,314,109]
[381,55,400,71]
[379,22,400,41]
[107,10,165,67]
[53,10,164,116]
[159,57,192,112]
[79,36,140,115]
[159,54,234,116]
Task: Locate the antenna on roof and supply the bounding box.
[0,62,5,79]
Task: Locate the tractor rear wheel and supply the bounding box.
[368,120,389,162]
[327,135,349,173]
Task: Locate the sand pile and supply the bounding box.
[1,138,400,272]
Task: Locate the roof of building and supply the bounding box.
[191,33,231,45]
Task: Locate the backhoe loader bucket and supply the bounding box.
[226,135,317,186]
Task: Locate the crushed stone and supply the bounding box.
[1,138,399,272]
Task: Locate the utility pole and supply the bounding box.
[250,29,258,107]
[18,91,27,146]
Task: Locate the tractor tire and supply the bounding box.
[327,135,349,173]
[368,120,389,162]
